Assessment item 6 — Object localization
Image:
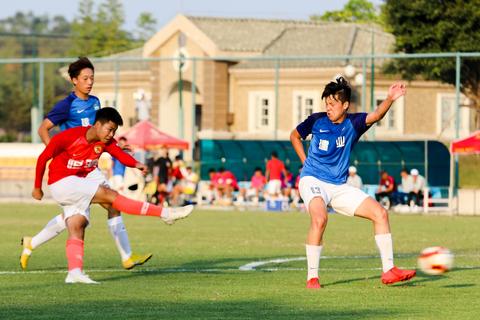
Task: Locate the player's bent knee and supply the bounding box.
[373,206,389,223]
[107,206,121,218]
[310,215,328,230]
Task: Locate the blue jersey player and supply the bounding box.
[290,77,416,288]
[21,57,152,272]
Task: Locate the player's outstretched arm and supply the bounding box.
[290,129,307,164]
[366,83,406,126]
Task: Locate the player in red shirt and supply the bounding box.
[215,168,238,204]
[32,108,193,284]
[265,151,288,198]
[21,58,151,272]
[375,170,397,209]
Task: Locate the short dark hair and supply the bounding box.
[321,76,351,103]
[271,151,278,158]
[94,107,123,126]
[118,137,127,142]
[208,168,216,173]
[68,57,94,79]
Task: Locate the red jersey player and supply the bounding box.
[33,107,193,284]
[265,151,287,198]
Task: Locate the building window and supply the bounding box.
[293,91,320,126]
[374,92,404,134]
[248,91,275,131]
[436,93,470,138]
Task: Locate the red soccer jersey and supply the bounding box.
[34,126,137,188]
[379,175,396,192]
[266,158,285,180]
[218,171,239,190]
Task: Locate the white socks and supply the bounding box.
[306,244,323,280]
[31,214,66,249]
[375,233,394,272]
[107,216,132,261]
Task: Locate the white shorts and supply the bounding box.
[299,176,370,216]
[267,179,282,195]
[87,168,111,188]
[49,175,104,223]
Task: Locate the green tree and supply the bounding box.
[70,0,138,56]
[383,0,480,128]
[311,0,380,23]
[135,12,157,41]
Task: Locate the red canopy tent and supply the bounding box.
[119,120,189,150]
[451,131,480,154]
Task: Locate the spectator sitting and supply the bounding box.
[282,167,295,201]
[375,170,396,209]
[393,169,414,205]
[170,154,186,188]
[238,167,267,205]
[346,166,363,189]
[171,166,199,205]
[291,165,303,206]
[216,167,239,205]
[409,168,426,206]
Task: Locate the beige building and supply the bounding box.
[94,15,474,159]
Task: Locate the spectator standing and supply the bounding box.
[265,151,288,198]
[154,148,172,205]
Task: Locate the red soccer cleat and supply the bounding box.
[381,266,416,284]
[306,277,321,289]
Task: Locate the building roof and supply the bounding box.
[183,16,394,69]
[186,16,329,52]
[108,16,395,70]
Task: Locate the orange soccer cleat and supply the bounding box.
[306,277,321,289]
[381,266,416,284]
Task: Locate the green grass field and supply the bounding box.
[1,203,479,319]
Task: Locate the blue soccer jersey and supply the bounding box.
[297,112,371,185]
[46,92,101,131]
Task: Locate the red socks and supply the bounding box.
[112,194,164,217]
[66,239,84,271]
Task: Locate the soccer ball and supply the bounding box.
[417,246,454,275]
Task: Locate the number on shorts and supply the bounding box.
[310,186,322,194]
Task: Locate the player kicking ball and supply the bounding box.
[22,57,151,271]
[290,77,416,289]
[32,107,193,284]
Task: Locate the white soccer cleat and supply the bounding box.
[161,204,194,225]
[65,272,99,284]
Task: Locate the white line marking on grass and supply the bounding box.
[239,257,306,271]
[237,254,418,271]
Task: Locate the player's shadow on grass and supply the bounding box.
[321,275,380,287]
[97,256,295,282]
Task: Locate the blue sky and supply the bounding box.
[1,0,384,32]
